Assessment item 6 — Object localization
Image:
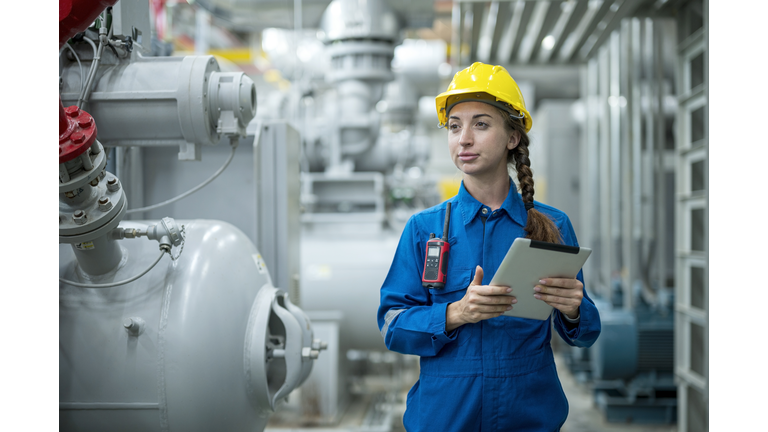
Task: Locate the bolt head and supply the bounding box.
[78,117,92,128]
[98,197,113,212]
[107,177,121,192]
[73,210,87,225]
[71,132,85,144]
[65,106,80,118]
[90,178,99,186]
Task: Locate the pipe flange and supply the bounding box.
[59,140,108,193]
[207,72,257,136]
[59,185,127,243]
[59,106,98,164]
[177,55,221,147]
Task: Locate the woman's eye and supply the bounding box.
[449,123,459,130]
[476,121,488,128]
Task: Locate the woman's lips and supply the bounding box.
[459,153,479,161]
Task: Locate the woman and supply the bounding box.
[377,63,601,432]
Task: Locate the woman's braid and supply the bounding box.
[512,144,535,205]
[501,109,562,244]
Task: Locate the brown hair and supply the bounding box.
[496,107,562,244]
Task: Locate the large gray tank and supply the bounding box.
[59,219,314,431]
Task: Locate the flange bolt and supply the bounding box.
[98,197,113,212]
[312,339,328,351]
[65,106,80,118]
[302,347,320,359]
[73,210,87,225]
[107,177,121,192]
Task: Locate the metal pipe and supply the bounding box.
[69,233,124,276]
[63,250,165,287]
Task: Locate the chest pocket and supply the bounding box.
[428,267,472,304]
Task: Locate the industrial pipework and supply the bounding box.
[58,2,323,430]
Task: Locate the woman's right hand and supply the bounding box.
[445,265,517,331]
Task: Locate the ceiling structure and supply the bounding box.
[187,0,690,102]
[449,0,688,67]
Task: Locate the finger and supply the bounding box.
[538,278,583,290]
[469,294,516,305]
[470,266,484,286]
[539,297,579,308]
[535,293,581,308]
[470,304,514,313]
[534,285,583,300]
[471,284,512,296]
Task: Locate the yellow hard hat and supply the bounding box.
[435,62,533,133]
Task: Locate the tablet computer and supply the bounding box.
[490,238,592,321]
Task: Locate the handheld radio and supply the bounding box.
[422,202,451,288]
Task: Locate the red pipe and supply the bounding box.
[59,0,112,163]
[59,0,119,49]
[59,97,69,136]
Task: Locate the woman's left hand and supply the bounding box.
[533,278,583,319]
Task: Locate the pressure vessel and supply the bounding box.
[59,219,312,431]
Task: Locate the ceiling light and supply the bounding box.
[542,35,556,50]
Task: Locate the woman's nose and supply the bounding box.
[459,128,473,145]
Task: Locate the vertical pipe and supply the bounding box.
[587,58,600,294]
[294,0,303,80]
[620,20,634,311]
[610,31,622,306]
[462,4,474,66]
[598,44,611,300]
[195,7,210,55]
[654,20,667,295]
[643,18,656,291]
[579,64,591,286]
[71,234,124,276]
[451,1,462,67]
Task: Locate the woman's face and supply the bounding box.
[447,101,520,181]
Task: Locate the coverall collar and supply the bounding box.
[457,178,527,227]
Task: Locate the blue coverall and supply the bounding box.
[377,181,601,432]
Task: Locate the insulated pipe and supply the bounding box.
[59,56,257,151]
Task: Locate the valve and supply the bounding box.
[111,217,185,254]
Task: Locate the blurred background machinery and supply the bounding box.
[57,0,709,431]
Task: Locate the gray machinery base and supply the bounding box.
[593,374,677,424]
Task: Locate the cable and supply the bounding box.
[127,142,239,215]
[78,35,99,97]
[59,43,85,96]
[77,36,103,109]
[78,10,113,109]
[80,34,98,58]
[59,250,166,289]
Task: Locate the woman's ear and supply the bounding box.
[507,130,521,150]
